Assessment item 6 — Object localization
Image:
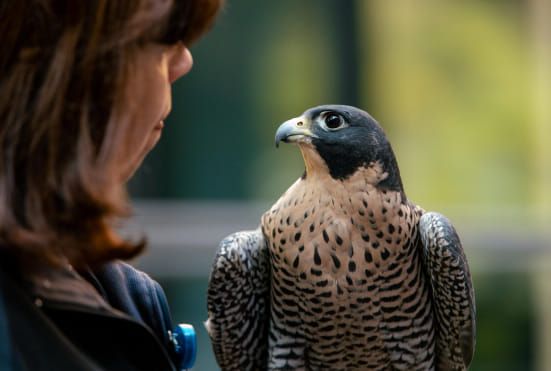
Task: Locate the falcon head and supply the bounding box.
[275,105,404,193]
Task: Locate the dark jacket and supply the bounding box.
[0,259,178,371]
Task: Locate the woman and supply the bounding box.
[0,0,223,369]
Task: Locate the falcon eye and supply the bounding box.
[323,113,344,130]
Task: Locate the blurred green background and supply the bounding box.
[128,1,551,370]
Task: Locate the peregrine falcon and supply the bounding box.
[206,105,476,370]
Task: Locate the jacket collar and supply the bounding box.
[25,262,112,312]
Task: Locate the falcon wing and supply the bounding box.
[205,229,270,371]
[418,212,476,370]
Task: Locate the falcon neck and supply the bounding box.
[298,145,331,180]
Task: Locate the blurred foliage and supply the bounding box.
[470,271,535,370]
[362,1,535,211]
[130,1,547,369]
[130,0,541,212]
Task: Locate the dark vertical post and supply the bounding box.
[330,0,361,107]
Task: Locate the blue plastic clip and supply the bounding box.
[170,324,197,370]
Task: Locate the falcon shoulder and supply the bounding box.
[205,228,270,371]
[418,212,476,371]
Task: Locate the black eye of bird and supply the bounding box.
[324,113,344,130]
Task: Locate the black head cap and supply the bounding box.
[301,105,404,193]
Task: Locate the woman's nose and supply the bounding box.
[169,43,193,83]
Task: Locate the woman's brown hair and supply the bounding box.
[0,0,223,267]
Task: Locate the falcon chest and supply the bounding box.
[261,166,432,367]
[262,165,419,290]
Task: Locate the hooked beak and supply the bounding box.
[275,116,317,148]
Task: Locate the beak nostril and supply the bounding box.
[297,121,303,127]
